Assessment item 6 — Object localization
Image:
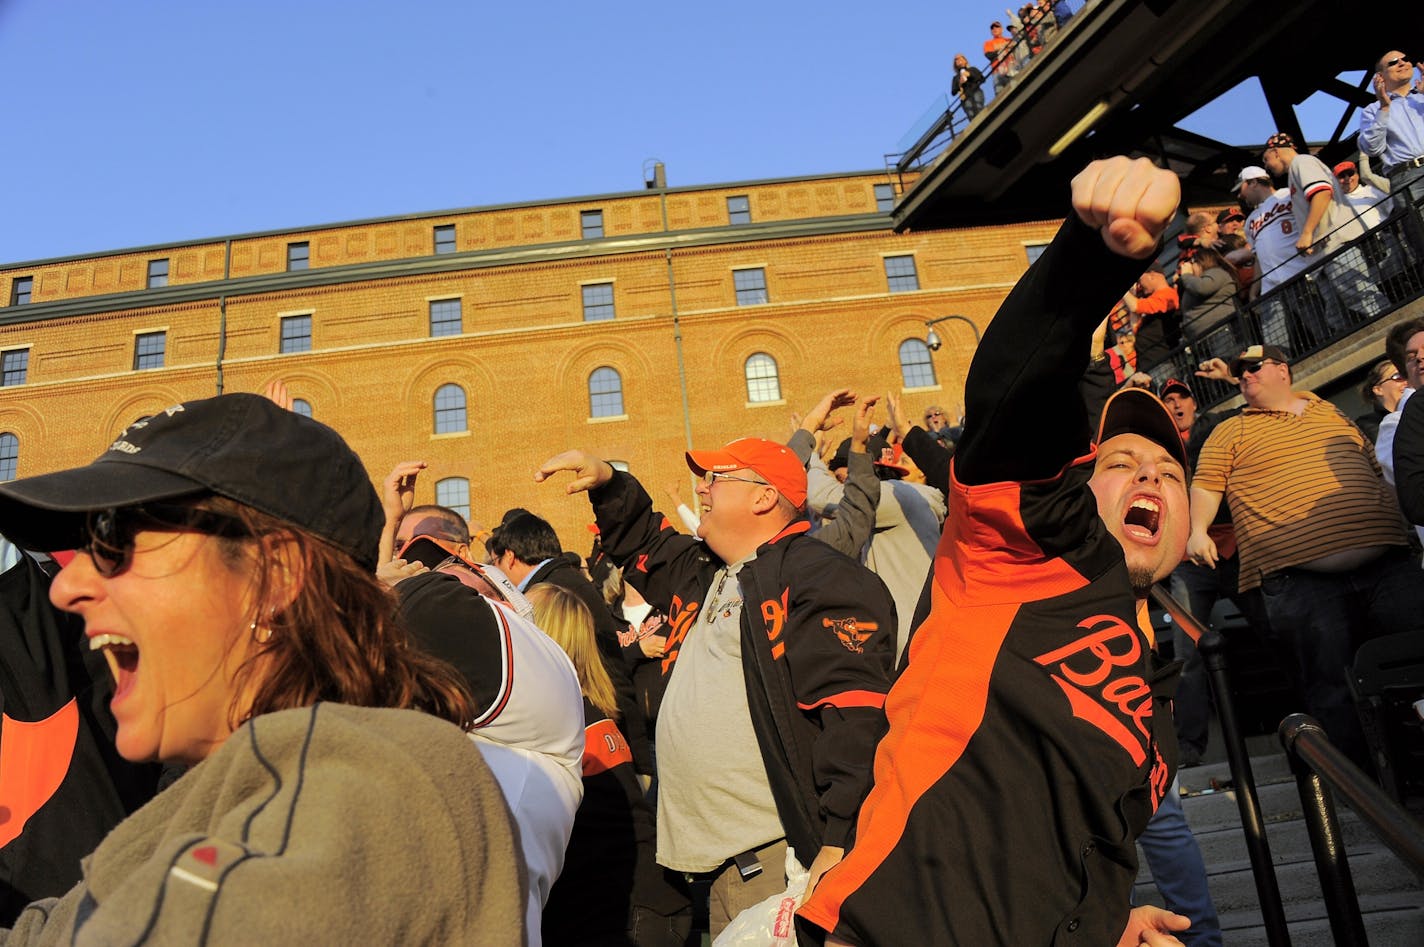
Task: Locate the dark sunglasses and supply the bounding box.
[1383,56,1412,68]
[83,502,250,577]
[1337,171,1358,180]
[1235,358,1284,375]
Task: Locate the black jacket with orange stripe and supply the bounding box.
[588,471,897,864]
[798,216,1180,945]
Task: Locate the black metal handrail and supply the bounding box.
[1279,714,1424,946]
[1150,585,1293,946]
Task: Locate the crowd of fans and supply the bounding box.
[1,50,1422,947]
[950,1,1082,124]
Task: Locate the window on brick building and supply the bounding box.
[589,367,624,418]
[291,398,313,418]
[2,350,28,387]
[430,298,462,337]
[287,242,310,271]
[727,195,752,225]
[744,353,781,403]
[436,477,471,522]
[898,339,937,388]
[280,315,312,353]
[875,183,896,212]
[9,276,32,306]
[884,255,920,293]
[581,210,604,240]
[0,433,16,482]
[582,283,615,322]
[434,383,467,434]
[733,268,767,306]
[434,224,457,255]
[147,259,169,289]
[1025,243,1049,266]
[133,331,166,371]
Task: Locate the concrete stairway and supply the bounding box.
[1134,739,1424,945]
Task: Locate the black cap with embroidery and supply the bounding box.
[0,393,383,569]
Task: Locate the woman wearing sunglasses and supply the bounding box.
[0,393,523,944]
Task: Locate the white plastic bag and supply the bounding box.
[712,846,809,947]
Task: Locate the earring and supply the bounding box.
[251,621,274,644]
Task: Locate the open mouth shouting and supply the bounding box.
[1122,495,1162,543]
[90,632,140,702]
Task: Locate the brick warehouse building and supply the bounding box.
[0,171,1060,546]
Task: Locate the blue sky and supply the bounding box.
[0,0,1361,264]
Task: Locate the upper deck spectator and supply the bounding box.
[1358,50,1424,202]
[983,21,1014,93]
[952,53,986,120]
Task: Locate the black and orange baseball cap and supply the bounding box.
[1095,388,1189,473]
[686,437,807,509]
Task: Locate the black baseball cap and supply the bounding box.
[1095,388,1189,473]
[0,393,384,569]
[1159,378,1195,400]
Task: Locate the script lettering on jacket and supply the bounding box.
[1034,615,1153,766]
[660,595,700,675]
[616,613,665,648]
[761,588,789,660]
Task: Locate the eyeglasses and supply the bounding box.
[924,411,945,420]
[702,471,770,488]
[83,502,250,577]
[1235,358,1284,375]
[1383,57,1412,68]
[1380,372,1407,384]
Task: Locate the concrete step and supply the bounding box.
[1132,748,1424,946]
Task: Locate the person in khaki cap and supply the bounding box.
[0,393,524,945]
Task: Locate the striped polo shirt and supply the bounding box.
[1193,393,1406,591]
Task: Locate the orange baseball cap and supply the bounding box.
[685,437,807,509]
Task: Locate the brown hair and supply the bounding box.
[525,582,619,720]
[211,499,477,730]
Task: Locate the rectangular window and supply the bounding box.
[1025,243,1049,266]
[434,225,456,255]
[1,350,29,387]
[733,268,768,306]
[581,210,604,240]
[874,183,896,212]
[133,331,166,370]
[287,242,310,271]
[429,298,462,336]
[9,276,32,306]
[884,255,920,293]
[582,283,615,322]
[727,195,752,226]
[146,259,169,289]
[280,315,312,353]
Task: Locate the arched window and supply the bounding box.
[435,477,471,522]
[433,383,467,434]
[291,398,313,418]
[589,367,624,418]
[0,433,16,482]
[898,339,937,388]
[744,352,781,403]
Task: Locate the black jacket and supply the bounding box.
[589,472,896,862]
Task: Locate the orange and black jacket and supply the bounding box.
[798,216,1179,945]
[589,471,897,863]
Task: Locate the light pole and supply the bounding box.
[924,314,980,352]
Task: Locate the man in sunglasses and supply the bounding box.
[1334,160,1392,231]
[1188,344,1424,770]
[535,437,895,938]
[1359,50,1424,204]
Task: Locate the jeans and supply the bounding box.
[1139,777,1223,947]
[1258,549,1424,768]
[961,86,985,120]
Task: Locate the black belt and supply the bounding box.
[1386,155,1424,175]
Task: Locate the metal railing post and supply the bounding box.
[1150,586,1293,945]
[1279,715,1369,946]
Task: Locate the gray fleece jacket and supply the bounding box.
[2,703,525,946]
